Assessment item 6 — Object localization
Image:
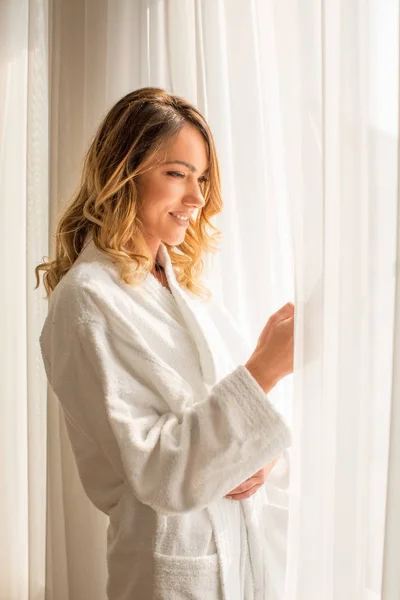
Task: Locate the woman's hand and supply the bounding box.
[225,457,280,501]
[245,302,295,394]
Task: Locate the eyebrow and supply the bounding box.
[163,160,209,174]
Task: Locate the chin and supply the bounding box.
[161,231,187,247]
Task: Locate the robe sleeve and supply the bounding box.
[207,292,292,504]
[40,284,292,516]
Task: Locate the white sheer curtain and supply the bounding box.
[272,1,400,598]
[2,0,400,599]
[0,0,49,598]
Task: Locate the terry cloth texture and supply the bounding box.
[39,236,292,599]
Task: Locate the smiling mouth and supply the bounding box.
[169,212,191,222]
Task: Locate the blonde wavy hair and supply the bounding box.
[35,87,223,300]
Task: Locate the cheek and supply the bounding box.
[139,193,171,222]
[141,179,175,214]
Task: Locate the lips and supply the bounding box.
[169,212,192,217]
[169,212,191,227]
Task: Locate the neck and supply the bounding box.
[141,235,162,264]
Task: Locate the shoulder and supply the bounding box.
[46,249,137,330]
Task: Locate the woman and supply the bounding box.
[36,87,294,600]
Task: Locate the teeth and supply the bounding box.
[170,213,189,221]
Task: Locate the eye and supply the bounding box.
[166,171,185,178]
[199,175,209,184]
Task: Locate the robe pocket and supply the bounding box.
[153,551,221,600]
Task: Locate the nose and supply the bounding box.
[183,181,206,210]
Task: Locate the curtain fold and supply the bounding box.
[274,1,400,598]
[381,7,400,592]
[0,0,49,598]
[382,166,400,598]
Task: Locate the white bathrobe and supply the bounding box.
[39,236,292,600]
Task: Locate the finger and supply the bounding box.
[225,469,267,496]
[263,461,278,479]
[225,478,257,496]
[251,468,265,479]
[226,483,261,501]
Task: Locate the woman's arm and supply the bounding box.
[41,286,291,516]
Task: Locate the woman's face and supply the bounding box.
[136,124,209,259]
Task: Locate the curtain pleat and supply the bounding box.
[382,5,400,591]
[276,1,399,598]
[0,0,49,598]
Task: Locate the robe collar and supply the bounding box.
[155,242,219,386]
[79,235,220,386]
